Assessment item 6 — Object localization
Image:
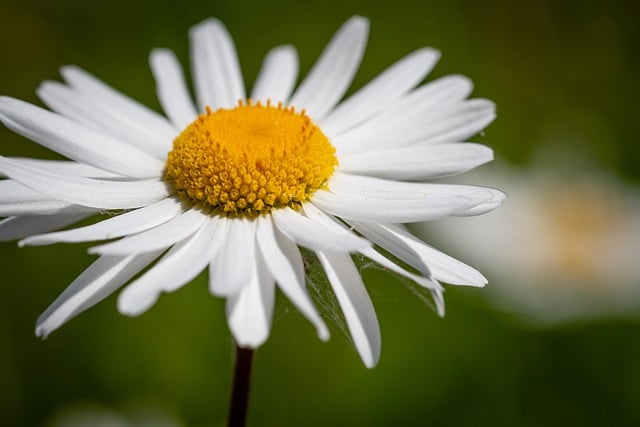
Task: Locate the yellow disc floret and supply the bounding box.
[165,100,338,216]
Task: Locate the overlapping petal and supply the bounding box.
[150,48,199,130]
[36,251,163,338]
[0,157,170,210]
[190,18,245,110]
[321,48,440,136]
[251,46,299,104]
[289,16,369,120]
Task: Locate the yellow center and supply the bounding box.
[165,101,338,216]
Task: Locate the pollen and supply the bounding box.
[165,100,338,216]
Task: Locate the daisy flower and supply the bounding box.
[0,16,503,368]
[416,162,640,324]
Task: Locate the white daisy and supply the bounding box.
[416,162,640,324]
[0,16,503,367]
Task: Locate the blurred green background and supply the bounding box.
[1,0,640,426]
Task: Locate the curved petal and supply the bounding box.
[312,173,503,223]
[250,45,299,104]
[289,16,369,121]
[302,202,442,292]
[350,221,487,287]
[0,179,96,216]
[21,197,185,247]
[0,202,92,217]
[88,207,208,255]
[190,18,245,110]
[226,247,275,348]
[328,172,504,204]
[0,158,120,179]
[0,212,93,242]
[0,97,164,178]
[118,218,222,316]
[271,206,370,252]
[209,217,257,296]
[0,157,170,210]
[368,74,475,129]
[316,250,380,368]
[338,143,494,180]
[256,215,329,340]
[360,246,442,291]
[60,65,176,139]
[334,99,495,155]
[311,191,469,223]
[321,48,440,137]
[332,74,474,153]
[150,48,198,130]
[37,81,171,159]
[36,250,163,338]
[0,179,62,204]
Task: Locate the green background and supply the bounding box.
[1,0,639,426]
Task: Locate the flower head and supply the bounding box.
[417,163,640,324]
[0,16,503,367]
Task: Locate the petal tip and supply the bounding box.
[317,324,331,342]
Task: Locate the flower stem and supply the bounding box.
[227,343,254,427]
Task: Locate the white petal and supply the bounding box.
[321,48,440,137]
[256,215,329,340]
[250,46,299,104]
[0,158,119,179]
[37,81,171,159]
[329,172,503,203]
[0,179,91,216]
[359,246,441,291]
[457,191,506,216]
[149,48,198,130]
[0,97,164,178]
[1,179,60,204]
[0,201,91,216]
[0,212,93,241]
[351,221,487,287]
[347,220,430,277]
[334,99,495,155]
[372,74,475,125]
[289,16,369,121]
[271,206,370,252]
[60,65,177,139]
[332,74,474,153]
[226,248,275,348]
[21,197,184,247]
[89,207,208,255]
[305,203,444,310]
[190,18,245,110]
[118,218,222,316]
[312,173,502,223]
[36,250,163,338]
[316,251,380,368]
[418,99,497,145]
[311,192,465,223]
[0,157,170,210]
[301,203,442,292]
[338,143,494,180]
[209,217,257,296]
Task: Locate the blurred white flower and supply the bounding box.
[416,162,640,324]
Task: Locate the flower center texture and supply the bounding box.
[166,101,338,216]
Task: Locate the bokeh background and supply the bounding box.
[2,0,640,426]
